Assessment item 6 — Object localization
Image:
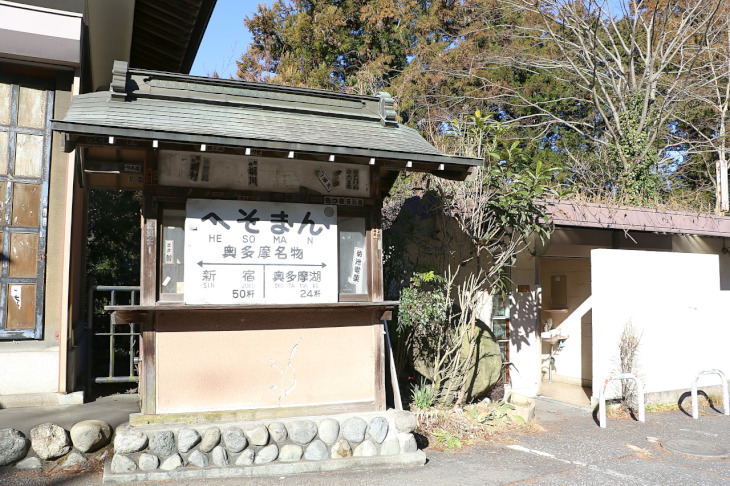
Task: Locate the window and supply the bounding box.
[492,289,511,385]
[0,75,53,339]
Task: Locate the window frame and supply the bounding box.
[0,73,54,339]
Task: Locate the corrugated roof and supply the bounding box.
[549,200,730,238]
[52,64,482,170]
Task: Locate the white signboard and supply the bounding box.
[184,199,338,305]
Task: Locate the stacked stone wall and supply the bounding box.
[106,410,422,482]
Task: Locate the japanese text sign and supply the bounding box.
[184,199,338,304]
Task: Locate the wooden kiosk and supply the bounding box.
[54,62,480,422]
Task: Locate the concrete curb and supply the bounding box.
[103,450,427,483]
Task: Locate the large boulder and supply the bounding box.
[412,320,501,402]
[0,428,28,466]
[30,423,71,460]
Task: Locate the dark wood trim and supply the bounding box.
[107,301,399,324]
[141,312,157,415]
[369,216,384,302]
[141,150,159,306]
[140,196,157,306]
[338,293,369,302]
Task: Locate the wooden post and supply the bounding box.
[141,312,156,415]
[139,150,158,414]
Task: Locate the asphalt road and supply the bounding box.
[3,397,730,485]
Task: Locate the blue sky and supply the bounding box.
[190,0,270,78]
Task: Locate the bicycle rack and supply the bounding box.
[691,369,729,419]
[598,373,645,428]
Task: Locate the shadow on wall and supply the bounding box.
[383,192,487,300]
[509,288,540,353]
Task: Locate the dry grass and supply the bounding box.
[561,188,715,214]
[413,401,534,452]
[625,442,652,458]
[603,391,725,419]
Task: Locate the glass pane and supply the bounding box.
[0,131,8,174]
[0,82,10,126]
[14,133,43,178]
[493,319,508,340]
[7,283,36,330]
[338,216,367,295]
[160,209,185,296]
[0,182,6,222]
[499,342,508,362]
[12,183,41,227]
[9,233,38,278]
[492,294,507,317]
[17,86,45,129]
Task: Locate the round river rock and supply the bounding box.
[30,423,71,460]
[0,428,28,467]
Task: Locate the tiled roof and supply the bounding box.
[53,63,482,171]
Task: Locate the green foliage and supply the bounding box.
[398,271,448,333]
[86,190,141,286]
[443,111,562,263]
[235,0,724,210]
[410,378,436,410]
[611,94,663,203]
[466,400,518,426]
[431,428,463,450]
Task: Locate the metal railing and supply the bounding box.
[87,285,140,384]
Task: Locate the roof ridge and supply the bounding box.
[128,67,381,103]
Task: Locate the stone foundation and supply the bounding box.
[104,410,423,483]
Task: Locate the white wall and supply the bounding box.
[508,248,542,397]
[591,249,730,399]
[0,349,59,395]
